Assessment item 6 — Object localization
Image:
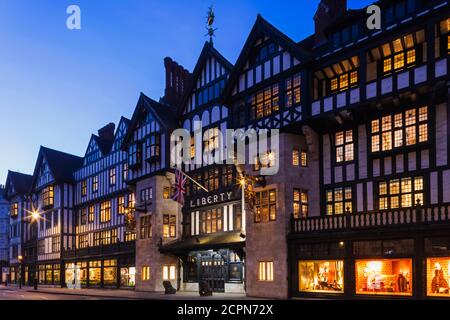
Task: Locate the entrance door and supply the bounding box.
[200,254,226,292]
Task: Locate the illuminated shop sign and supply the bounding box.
[355,259,413,296]
[427,258,450,297]
[187,191,238,209]
[299,260,344,294]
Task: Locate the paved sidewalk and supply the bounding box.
[1,285,252,300]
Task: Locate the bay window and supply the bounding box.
[100,200,111,223]
[128,142,142,168]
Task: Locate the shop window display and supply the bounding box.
[299,260,344,293]
[427,258,450,297]
[355,259,412,296]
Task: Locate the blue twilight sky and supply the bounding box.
[0,0,373,184]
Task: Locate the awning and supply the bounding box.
[159,232,245,254]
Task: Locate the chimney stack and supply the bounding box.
[314,0,347,46]
[98,123,115,141]
[163,57,191,108]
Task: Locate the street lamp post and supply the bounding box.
[18,255,23,289]
[31,209,41,291]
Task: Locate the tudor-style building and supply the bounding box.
[0,185,10,283]
[161,41,247,294]
[288,0,450,299]
[28,147,83,286]
[121,86,183,292]
[3,171,33,285]
[64,120,136,289]
[1,0,448,300]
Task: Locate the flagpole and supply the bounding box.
[173,167,209,193]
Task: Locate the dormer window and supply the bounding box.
[10,203,18,218]
[128,142,142,169]
[314,56,359,99]
[250,40,278,66]
[41,185,54,209]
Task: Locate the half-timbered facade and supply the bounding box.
[66,119,136,289]
[161,42,249,294]
[289,0,450,300]
[3,171,32,285]
[0,186,8,283]
[1,0,449,300]
[121,89,183,292]
[28,147,83,286]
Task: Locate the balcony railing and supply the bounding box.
[291,205,450,234]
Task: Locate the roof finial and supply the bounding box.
[205,6,217,46]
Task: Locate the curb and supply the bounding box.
[25,289,139,300]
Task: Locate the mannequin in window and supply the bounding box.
[431,263,449,294]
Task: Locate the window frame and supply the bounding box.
[254,189,277,223]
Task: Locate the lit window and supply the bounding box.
[10,203,18,217]
[339,74,349,91]
[109,168,116,186]
[92,176,98,193]
[331,78,338,91]
[301,150,308,167]
[292,148,299,166]
[142,266,150,281]
[255,190,277,223]
[356,259,413,296]
[285,73,301,107]
[163,214,176,238]
[258,261,274,281]
[406,49,416,64]
[335,130,354,163]
[299,260,344,293]
[100,201,111,223]
[250,84,279,120]
[379,177,423,210]
[81,180,87,197]
[383,58,392,73]
[117,196,126,215]
[326,187,352,215]
[163,265,176,281]
[350,71,358,85]
[88,205,95,222]
[41,185,54,208]
[293,189,308,218]
[394,52,405,69]
[371,107,428,152]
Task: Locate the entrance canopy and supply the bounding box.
[159,232,245,255]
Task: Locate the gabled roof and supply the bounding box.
[177,41,233,116]
[222,14,312,100]
[4,171,32,199]
[31,146,83,190]
[121,93,179,150]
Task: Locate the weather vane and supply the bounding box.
[205,6,217,45]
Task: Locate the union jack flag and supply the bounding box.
[172,169,187,205]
